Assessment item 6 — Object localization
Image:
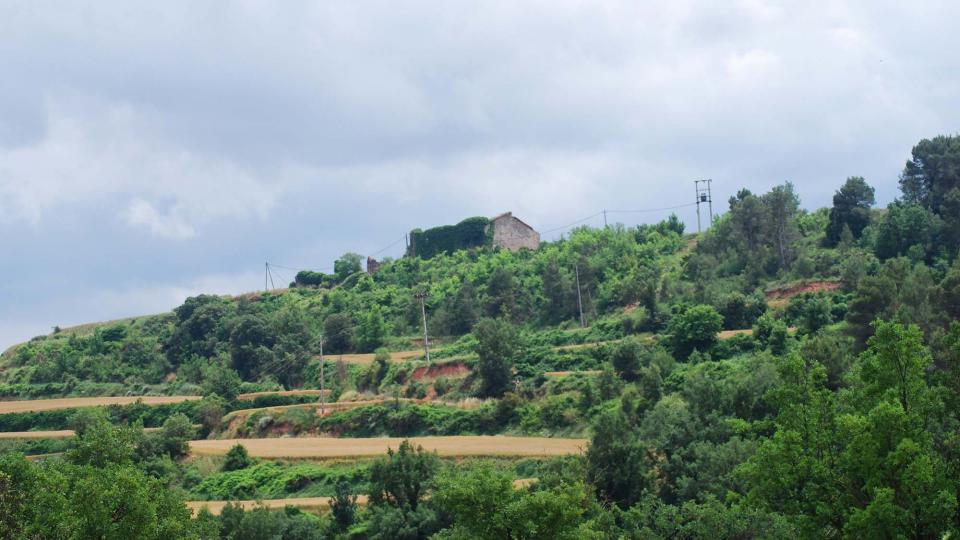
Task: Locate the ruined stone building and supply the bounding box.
[406,211,540,258]
[487,212,540,252]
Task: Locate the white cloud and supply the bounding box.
[124,199,196,239]
[0,98,283,237]
[1,0,960,349]
[726,49,781,83]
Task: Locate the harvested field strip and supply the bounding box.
[0,430,74,440]
[186,496,369,516]
[186,478,536,516]
[718,328,753,339]
[25,453,63,461]
[0,425,197,439]
[237,389,327,401]
[331,349,424,365]
[764,279,841,301]
[544,370,603,378]
[223,398,426,421]
[718,327,797,340]
[189,436,587,459]
[0,395,202,414]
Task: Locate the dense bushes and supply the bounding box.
[407,216,491,259]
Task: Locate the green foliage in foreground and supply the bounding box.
[3,134,960,538]
[192,461,369,501]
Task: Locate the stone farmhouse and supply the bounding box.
[487,212,540,252]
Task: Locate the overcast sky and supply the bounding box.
[1,1,958,349]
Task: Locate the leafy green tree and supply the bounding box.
[858,321,931,415]
[229,315,276,379]
[369,440,439,511]
[357,349,390,392]
[66,413,138,468]
[201,359,242,400]
[432,463,595,540]
[611,337,643,381]
[845,274,898,346]
[330,480,358,533]
[540,258,576,325]
[222,443,253,472]
[875,202,942,260]
[156,412,194,459]
[485,267,520,320]
[356,305,388,353]
[899,134,960,214]
[717,292,765,330]
[218,503,323,540]
[446,281,479,335]
[825,176,875,246]
[165,294,231,364]
[620,495,797,539]
[586,409,648,508]
[334,252,364,282]
[0,454,200,539]
[762,182,801,270]
[727,189,769,264]
[741,353,842,534]
[323,313,354,354]
[195,394,227,434]
[366,440,442,540]
[668,304,723,360]
[473,317,521,397]
[941,261,960,319]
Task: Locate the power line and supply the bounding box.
[369,236,406,257]
[607,202,698,214]
[540,211,605,235]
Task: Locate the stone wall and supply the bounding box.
[488,212,540,251]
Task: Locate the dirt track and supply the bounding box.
[0,395,202,414]
[189,436,587,459]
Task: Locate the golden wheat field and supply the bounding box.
[0,395,202,414]
[189,435,587,459]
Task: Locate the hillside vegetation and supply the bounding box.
[2,135,960,538]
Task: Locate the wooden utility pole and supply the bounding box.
[414,290,430,363]
[318,337,325,416]
[575,263,585,327]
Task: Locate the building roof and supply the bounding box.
[491,211,537,233]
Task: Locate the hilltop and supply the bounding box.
[1,135,960,538]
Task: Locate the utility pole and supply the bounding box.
[603,209,608,228]
[575,263,585,328]
[707,179,714,224]
[694,179,714,232]
[265,262,269,292]
[414,290,430,363]
[318,337,325,416]
[694,183,702,233]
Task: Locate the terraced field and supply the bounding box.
[186,496,369,516]
[185,479,535,515]
[189,435,587,459]
[237,389,327,401]
[0,395,202,414]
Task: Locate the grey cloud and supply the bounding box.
[1,0,959,347]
